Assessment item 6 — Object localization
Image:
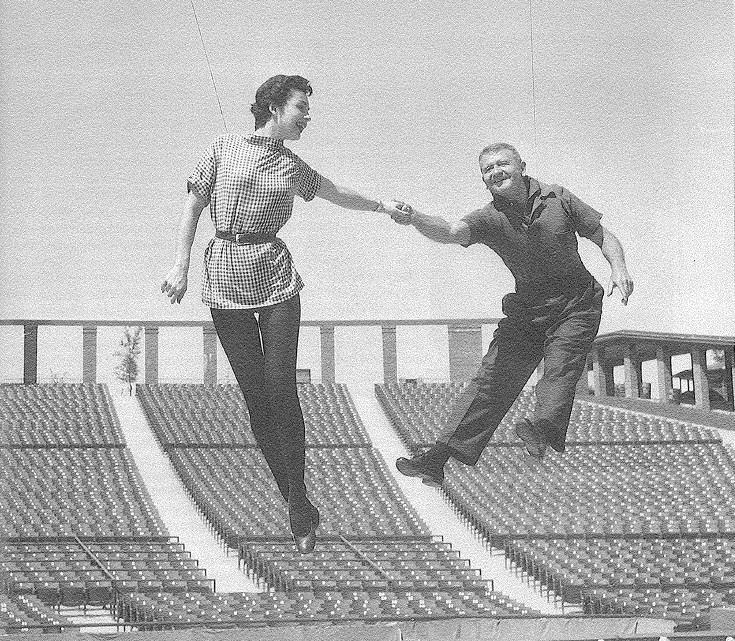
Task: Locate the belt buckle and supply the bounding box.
[235,233,248,244]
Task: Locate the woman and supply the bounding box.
[161,75,404,554]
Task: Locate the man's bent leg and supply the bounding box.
[534,284,603,452]
[438,316,543,465]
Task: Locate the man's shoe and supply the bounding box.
[515,419,547,460]
[396,454,445,488]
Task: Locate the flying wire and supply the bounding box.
[528,0,539,164]
[190,0,228,131]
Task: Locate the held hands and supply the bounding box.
[161,266,188,304]
[381,200,414,225]
[607,267,634,306]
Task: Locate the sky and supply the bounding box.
[0,0,733,383]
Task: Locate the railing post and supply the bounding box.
[623,344,641,399]
[381,324,397,383]
[23,323,38,384]
[575,354,592,396]
[320,325,335,383]
[82,325,98,383]
[591,346,609,397]
[448,323,482,382]
[203,325,218,385]
[691,346,710,410]
[724,346,734,410]
[144,327,159,385]
[656,345,673,403]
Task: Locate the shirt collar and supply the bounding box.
[526,176,542,201]
[492,175,535,215]
[246,134,285,148]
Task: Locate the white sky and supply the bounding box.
[0,0,733,381]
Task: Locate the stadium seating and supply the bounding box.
[0,447,167,538]
[137,383,371,447]
[113,588,530,627]
[1,541,213,609]
[0,383,214,629]
[376,381,735,628]
[167,447,429,541]
[443,443,735,541]
[134,383,533,621]
[376,384,721,448]
[238,539,489,593]
[0,593,76,633]
[0,383,124,446]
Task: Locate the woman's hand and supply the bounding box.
[387,201,413,225]
[161,266,189,304]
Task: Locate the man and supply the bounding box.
[391,142,633,487]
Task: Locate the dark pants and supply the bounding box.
[439,280,603,464]
[211,294,305,502]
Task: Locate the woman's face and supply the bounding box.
[273,90,311,140]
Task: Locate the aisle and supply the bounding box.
[347,382,574,616]
[110,390,261,594]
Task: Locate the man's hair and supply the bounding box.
[478,142,523,165]
[251,75,312,130]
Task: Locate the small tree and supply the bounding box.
[114,326,143,396]
[710,349,725,367]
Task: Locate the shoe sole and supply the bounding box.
[515,424,547,460]
[396,458,443,488]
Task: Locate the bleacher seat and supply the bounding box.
[375,381,735,628]
[133,383,533,622]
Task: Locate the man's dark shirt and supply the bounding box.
[461,176,602,300]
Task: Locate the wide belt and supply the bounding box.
[215,230,277,244]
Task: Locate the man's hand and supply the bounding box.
[607,267,634,305]
[387,201,414,225]
[161,266,188,304]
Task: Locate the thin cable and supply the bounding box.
[528,0,538,164]
[190,0,228,131]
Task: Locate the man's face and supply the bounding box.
[274,90,311,140]
[480,148,526,202]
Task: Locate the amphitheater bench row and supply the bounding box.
[135,383,534,616]
[376,383,721,448]
[0,383,124,447]
[376,381,735,629]
[137,383,371,447]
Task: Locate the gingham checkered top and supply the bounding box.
[187,134,323,308]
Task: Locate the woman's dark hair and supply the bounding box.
[251,75,312,129]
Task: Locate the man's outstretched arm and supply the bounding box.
[391,205,471,245]
[589,225,634,305]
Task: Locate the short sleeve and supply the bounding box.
[187,141,217,205]
[295,157,323,202]
[561,186,603,238]
[460,206,495,248]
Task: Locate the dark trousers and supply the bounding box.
[211,294,305,502]
[439,280,603,464]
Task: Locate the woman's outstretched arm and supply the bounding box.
[315,177,405,216]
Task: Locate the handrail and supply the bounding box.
[2,318,733,411]
[337,533,393,582]
[74,535,117,583]
[0,318,500,327]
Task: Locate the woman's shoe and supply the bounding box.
[292,521,316,554]
[288,486,317,555]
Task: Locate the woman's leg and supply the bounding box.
[210,307,289,502]
[257,295,312,534]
